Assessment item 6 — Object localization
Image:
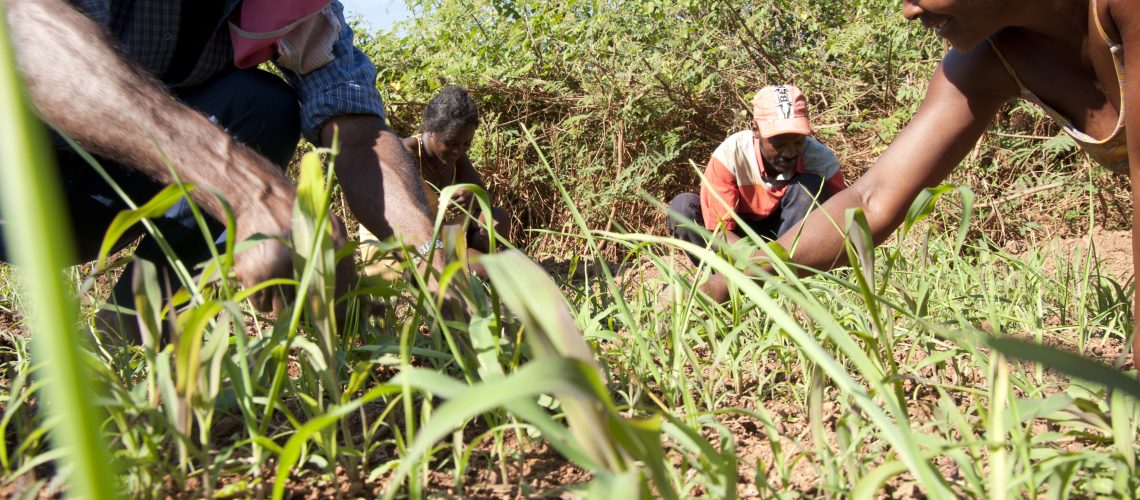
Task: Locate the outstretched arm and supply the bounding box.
[7,0,297,302]
[326,118,465,313]
[323,116,435,247]
[781,50,1008,266]
[701,47,1014,301]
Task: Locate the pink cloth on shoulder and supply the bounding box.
[229,0,331,69]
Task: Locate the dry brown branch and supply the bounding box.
[975,181,1065,210]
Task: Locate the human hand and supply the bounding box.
[444,187,479,222]
[655,273,731,311]
[328,214,361,324]
[231,193,295,312]
[230,192,358,322]
[411,248,471,323]
[698,273,730,303]
[452,187,476,210]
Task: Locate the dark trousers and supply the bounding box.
[668,173,829,263]
[0,68,300,309]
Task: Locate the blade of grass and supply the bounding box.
[607,231,952,498]
[95,184,195,271]
[986,337,1140,400]
[0,12,117,498]
[384,357,607,499]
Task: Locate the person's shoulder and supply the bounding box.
[804,135,832,149]
[718,130,753,151]
[801,137,839,176]
[937,40,1021,102]
[402,135,419,153]
[712,130,753,158]
[803,136,837,159]
[725,130,751,141]
[709,130,752,177]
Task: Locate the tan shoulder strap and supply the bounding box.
[1091,0,1119,46]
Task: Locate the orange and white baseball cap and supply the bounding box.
[752,84,812,138]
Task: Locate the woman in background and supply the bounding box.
[359,85,510,277]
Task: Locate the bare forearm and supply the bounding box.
[7,0,294,222]
[323,115,433,245]
[773,185,878,273]
[696,188,868,301]
[455,156,488,196]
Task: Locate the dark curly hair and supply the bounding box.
[422,85,480,136]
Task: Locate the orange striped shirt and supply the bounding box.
[700,131,845,231]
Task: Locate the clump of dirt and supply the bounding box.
[426,441,591,498]
[0,307,21,337]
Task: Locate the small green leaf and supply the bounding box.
[97,183,195,271]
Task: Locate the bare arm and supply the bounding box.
[701,47,1014,301]
[7,0,296,300]
[450,154,489,214]
[784,51,1008,265]
[1106,0,1140,371]
[454,155,487,190]
[321,115,435,248]
[324,117,465,316]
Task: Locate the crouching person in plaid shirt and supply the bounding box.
[3,0,442,341]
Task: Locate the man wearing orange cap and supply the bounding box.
[4,0,443,338]
[668,84,845,261]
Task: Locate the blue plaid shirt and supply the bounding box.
[70,0,385,143]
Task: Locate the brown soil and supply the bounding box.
[0,307,20,337]
[150,436,587,499]
[1022,229,1133,287]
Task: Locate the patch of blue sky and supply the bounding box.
[341,0,414,32]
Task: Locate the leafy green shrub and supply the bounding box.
[357,0,943,254]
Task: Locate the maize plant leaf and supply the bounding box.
[480,251,630,469]
[952,185,974,254]
[273,384,403,500]
[386,357,608,499]
[131,257,164,348]
[97,183,195,271]
[280,149,343,424]
[480,251,596,363]
[853,459,912,500]
[1110,393,1135,472]
[609,232,952,498]
[586,470,646,498]
[903,185,955,238]
[0,11,117,497]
